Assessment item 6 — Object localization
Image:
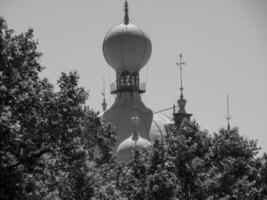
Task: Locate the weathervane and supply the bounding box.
[176,53,186,99]
[225,94,231,130]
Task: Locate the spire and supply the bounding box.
[131,114,140,141]
[131,104,139,141]
[226,94,231,130]
[124,1,129,25]
[101,77,107,111]
[176,53,187,113]
[176,54,186,99]
[173,53,192,127]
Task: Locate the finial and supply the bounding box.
[131,115,140,141]
[131,104,139,141]
[102,98,107,112]
[225,94,231,130]
[176,53,187,113]
[101,77,107,111]
[176,53,186,99]
[131,115,140,131]
[124,0,129,25]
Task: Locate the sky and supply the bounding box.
[1,0,267,153]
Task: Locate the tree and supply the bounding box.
[0,17,116,200]
[113,122,267,200]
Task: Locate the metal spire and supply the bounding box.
[176,54,186,99]
[101,77,107,111]
[173,53,192,126]
[225,94,231,130]
[124,0,129,25]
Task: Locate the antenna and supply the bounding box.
[176,53,186,99]
[101,77,107,111]
[225,94,231,130]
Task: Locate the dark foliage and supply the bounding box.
[0,17,116,200]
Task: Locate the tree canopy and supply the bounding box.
[0,18,266,200]
[0,17,116,200]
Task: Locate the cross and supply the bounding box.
[176,54,186,98]
[225,94,231,130]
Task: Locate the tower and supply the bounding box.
[173,54,192,127]
[102,1,153,160]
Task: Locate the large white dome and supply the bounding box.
[103,22,152,73]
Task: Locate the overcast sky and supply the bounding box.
[1,0,267,153]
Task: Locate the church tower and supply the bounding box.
[173,54,192,127]
[102,1,153,161]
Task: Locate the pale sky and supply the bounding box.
[1,0,267,153]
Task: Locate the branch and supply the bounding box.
[8,149,54,170]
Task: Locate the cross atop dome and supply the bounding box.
[176,53,186,99]
[175,53,188,113]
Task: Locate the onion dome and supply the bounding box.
[116,134,151,161]
[103,1,152,73]
[149,113,172,141]
[116,114,151,161]
[178,96,187,113]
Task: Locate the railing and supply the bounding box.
[110,82,146,93]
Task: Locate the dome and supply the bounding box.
[103,21,151,73]
[177,95,188,113]
[116,113,151,161]
[116,133,151,161]
[149,113,172,141]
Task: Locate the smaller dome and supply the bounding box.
[117,113,151,161]
[178,98,187,107]
[117,133,151,161]
[178,97,187,113]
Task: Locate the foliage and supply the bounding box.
[0,17,116,200]
[111,122,267,200]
